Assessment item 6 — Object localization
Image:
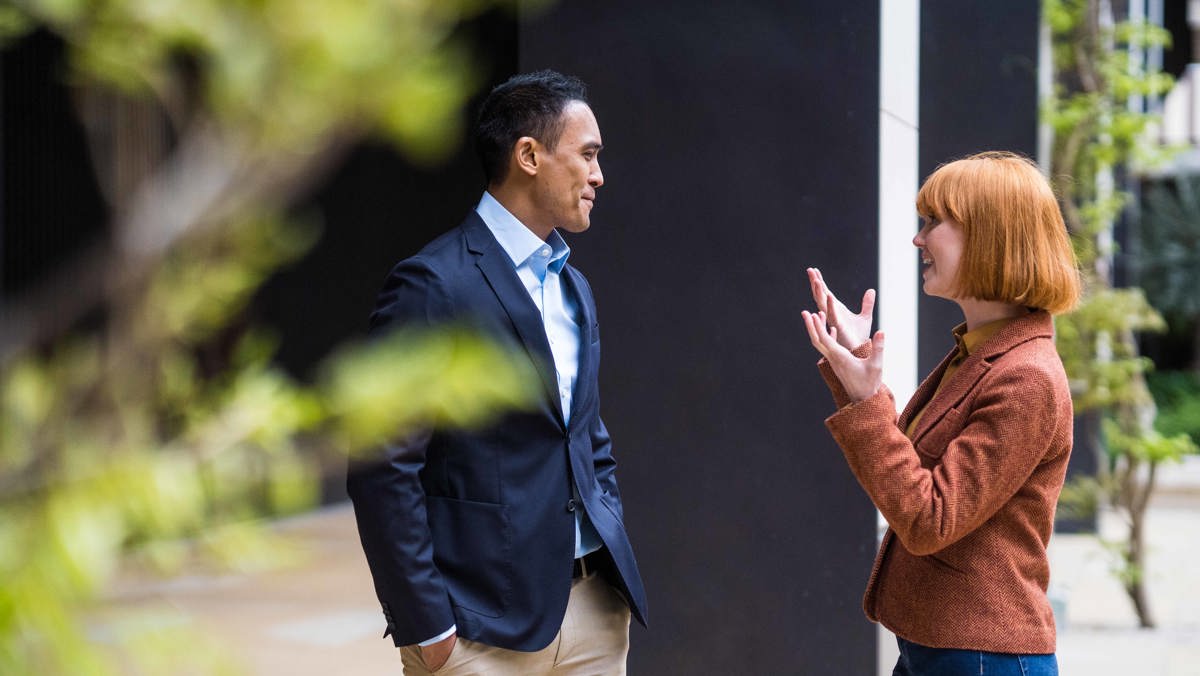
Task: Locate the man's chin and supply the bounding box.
[561,219,591,234]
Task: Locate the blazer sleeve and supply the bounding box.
[591,413,622,511]
[347,257,456,646]
[820,356,1066,556]
[817,340,891,410]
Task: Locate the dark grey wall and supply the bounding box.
[520,2,880,672]
[917,0,1042,372]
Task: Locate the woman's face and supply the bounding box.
[913,215,965,300]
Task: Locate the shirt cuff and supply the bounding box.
[417,625,456,647]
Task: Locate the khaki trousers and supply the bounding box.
[400,573,631,676]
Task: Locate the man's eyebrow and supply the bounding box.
[582,141,603,151]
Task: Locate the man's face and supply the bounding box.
[534,101,604,234]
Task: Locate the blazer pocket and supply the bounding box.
[914,408,965,464]
[426,496,513,618]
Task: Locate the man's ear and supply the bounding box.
[514,136,539,177]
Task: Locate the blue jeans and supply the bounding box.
[893,637,1058,676]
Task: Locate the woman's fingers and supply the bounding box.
[807,267,826,307]
[859,330,886,400]
[810,268,839,309]
[801,310,827,354]
[860,288,876,319]
[805,311,841,354]
[803,269,880,351]
[870,331,886,366]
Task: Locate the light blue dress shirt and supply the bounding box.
[477,192,580,421]
[475,192,603,555]
[418,193,603,647]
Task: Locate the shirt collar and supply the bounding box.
[476,191,571,280]
[951,315,1021,361]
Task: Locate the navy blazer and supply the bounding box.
[348,212,648,651]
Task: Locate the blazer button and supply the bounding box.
[566,499,576,512]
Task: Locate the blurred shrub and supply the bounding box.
[0,0,549,673]
[1146,370,1200,445]
[0,214,540,675]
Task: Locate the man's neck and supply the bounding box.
[487,184,553,241]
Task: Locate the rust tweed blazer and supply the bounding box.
[818,310,1072,654]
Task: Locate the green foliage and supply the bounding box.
[1044,0,1174,225]
[1101,538,1146,587]
[1146,371,1200,445]
[1137,174,1200,318]
[1056,474,1103,522]
[1,0,515,163]
[1055,288,1165,410]
[0,0,544,673]
[1044,0,1193,628]
[321,327,540,450]
[0,213,540,674]
[1102,417,1198,464]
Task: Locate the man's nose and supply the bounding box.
[590,163,604,187]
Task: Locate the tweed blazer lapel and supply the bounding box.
[905,350,992,446]
[901,311,1056,445]
[462,213,564,428]
[896,350,954,439]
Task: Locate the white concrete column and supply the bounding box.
[878,0,920,412]
[877,1,920,673]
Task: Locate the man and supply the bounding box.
[348,70,648,675]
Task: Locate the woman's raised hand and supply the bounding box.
[801,309,885,403]
[807,267,875,350]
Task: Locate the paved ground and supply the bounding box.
[96,506,397,675]
[94,456,1200,675]
[1052,457,1200,676]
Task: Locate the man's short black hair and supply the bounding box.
[474,70,589,185]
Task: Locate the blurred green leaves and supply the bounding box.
[4,0,510,162]
[1055,287,1166,411]
[0,215,538,673]
[0,0,541,673]
[323,327,541,449]
[1147,371,1200,447]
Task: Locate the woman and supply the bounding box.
[801,151,1080,675]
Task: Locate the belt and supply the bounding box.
[572,549,605,579]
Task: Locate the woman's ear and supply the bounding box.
[514,136,539,177]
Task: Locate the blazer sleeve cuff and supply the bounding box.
[817,340,874,409]
[380,594,456,647]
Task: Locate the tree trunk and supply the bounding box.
[1125,480,1157,628]
[1192,318,1200,375]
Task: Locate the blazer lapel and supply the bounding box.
[908,355,992,445]
[902,311,1056,444]
[562,265,595,428]
[463,214,564,427]
[897,351,953,435]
